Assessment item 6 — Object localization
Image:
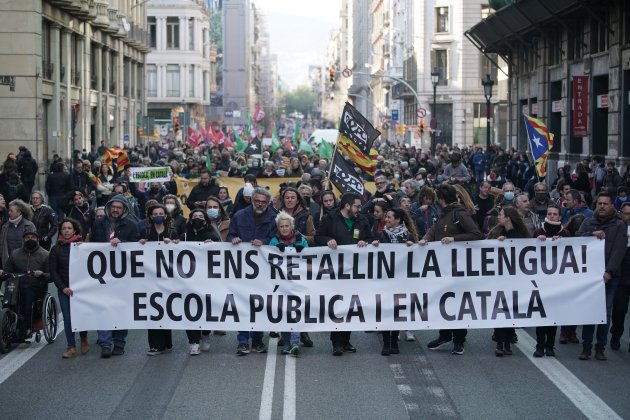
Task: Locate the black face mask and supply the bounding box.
[24,239,38,251]
[191,219,205,230]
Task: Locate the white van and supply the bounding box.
[307,129,339,146]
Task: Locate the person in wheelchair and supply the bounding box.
[1,231,50,338]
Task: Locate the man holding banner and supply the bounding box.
[315,192,374,356]
[419,184,483,355]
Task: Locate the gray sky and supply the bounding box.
[253,0,341,90]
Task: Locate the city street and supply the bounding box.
[1,296,629,420]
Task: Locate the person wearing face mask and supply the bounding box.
[186,170,220,211]
[1,230,50,338]
[205,196,230,241]
[139,204,179,356]
[532,205,571,357]
[180,209,221,354]
[163,194,186,236]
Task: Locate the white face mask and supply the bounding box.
[165,204,176,213]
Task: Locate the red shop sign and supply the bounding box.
[572,76,588,137]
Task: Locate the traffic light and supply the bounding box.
[329,66,335,84]
[420,120,425,135]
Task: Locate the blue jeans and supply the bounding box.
[582,276,619,350]
[98,329,128,349]
[237,331,263,346]
[58,290,86,347]
[280,332,300,347]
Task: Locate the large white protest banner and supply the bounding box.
[129,167,171,183]
[69,238,606,332]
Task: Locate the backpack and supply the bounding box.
[5,178,22,202]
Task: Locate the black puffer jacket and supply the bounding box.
[315,209,373,246]
[48,241,71,290]
[32,205,57,249]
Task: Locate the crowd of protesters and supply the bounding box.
[0,134,629,362]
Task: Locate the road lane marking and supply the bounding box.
[0,318,64,385]
[258,337,278,420]
[283,353,296,420]
[516,331,622,420]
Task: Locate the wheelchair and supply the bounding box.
[0,272,58,353]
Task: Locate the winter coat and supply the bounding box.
[227,205,277,244]
[577,214,627,276]
[5,245,50,286]
[422,202,483,242]
[31,205,57,249]
[0,218,36,268]
[90,195,140,243]
[49,241,71,290]
[186,180,220,211]
[315,208,373,246]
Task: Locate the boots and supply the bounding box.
[381,331,391,356]
[80,337,89,355]
[390,331,400,354]
[62,347,77,358]
[533,345,545,357]
[503,341,512,356]
[595,348,607,361]
[578,344,592,360]
[495,341,504,357]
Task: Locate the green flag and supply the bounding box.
[299,140,314,155]
[292,120,300,147]
[244,113,252,140]
[271,126,280,152]
[205,149,212,172]
[235,131,246,153]
[318,140,334,160]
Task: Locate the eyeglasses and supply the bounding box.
[253,199,268,205]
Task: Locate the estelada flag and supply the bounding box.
[523,114,554,178]
[337,134,377,175]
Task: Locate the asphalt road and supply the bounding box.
[1,311,630,420]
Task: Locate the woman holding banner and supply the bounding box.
[487,206,531,356]
[180,208,221,354]
[276,188,315,245]
[371,208,418,356]
[139,203,179,356]
[205,197,230,241]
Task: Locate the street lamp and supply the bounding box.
[430,68,440,153]
[482,73,494,153]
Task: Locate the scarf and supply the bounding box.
[595,207,617,225]
[279,231,296,245]
[8,215,22,227]
[58,234,82,245]
[384,224,409,243]
[542,218,562,236]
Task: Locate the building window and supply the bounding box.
[42,20,52,79]
[109,53,117,94]
[166,17,179,49]
[568,18,584,60]
[590,15,608,54]
[188,18,194,50]
[188,65,194,97]
[473,102,492,144]
[147,65,157,97]
[148,17,157,49]
[548,29,562,66]
[480,53,497,81]
[436,7,449,33]
[431,49,448,86]
[166,64,180,97]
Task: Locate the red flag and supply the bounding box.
[254,104,266,123]
[284,137,293,151]
[223,128,234,148]
[187,127,200,148]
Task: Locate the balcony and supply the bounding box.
[86,0,97,21]
[113,13,128,39]
[391,81,416,100]
[92,0,110,28]
[104,9,119,34]
[42,61,54,80]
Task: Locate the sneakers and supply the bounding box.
[503,342,512,356]
[342,343,356,353]
[451,343,465,355]
[404,331,416,342]
[610,336,621,351]
[495,343,504,357]
[300,332,314,347]
[112,346,125,356]
[62,347,77,358]
[427,336,452,350]
[190,343,201,355]
[252,342,267,353]
[288,344,300,356]
[533,346,545,358]
[595,349,607,361]
[236,344,250,356]
[80,338,89,355]
[332,346,343,356]
[200,335,211,352]
[146,348,170,356]
[101,346,112,359]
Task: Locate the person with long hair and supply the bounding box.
[453,184,477,217]
[96,164,114,207]
[369,201,390,237]
[217,187,234,215]
[276,187,315,245]
[180,209,221,354]
[205,196,230,241]
[49,218,88,358]
[372,207,418,356]
[139,203,179,356]
[67,191,94,240]
[319,190,337,221]
[487,206,531,356]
